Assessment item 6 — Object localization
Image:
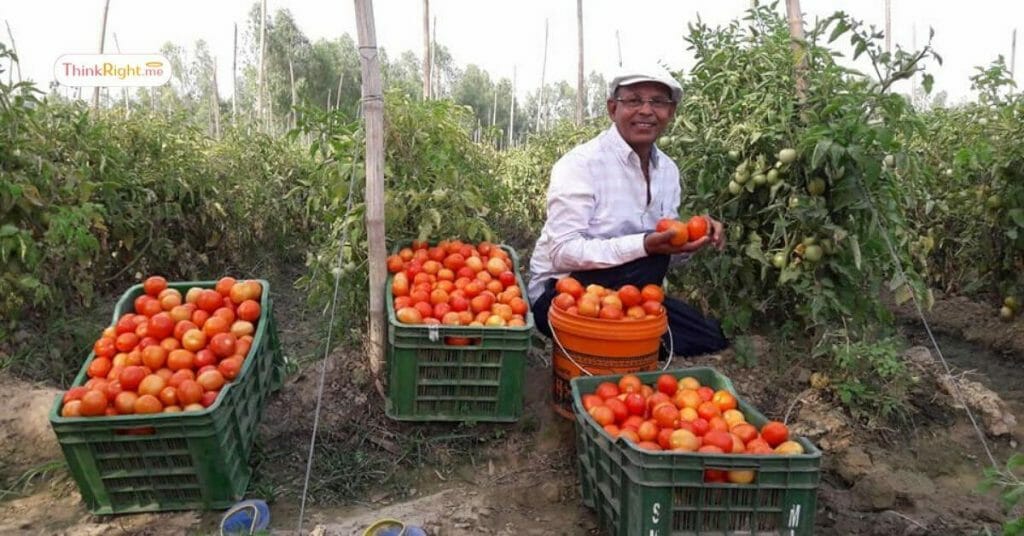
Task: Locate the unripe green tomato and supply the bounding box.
[766,169,780,184]
[778,148,797,164]
[772,253,787,269]
[753,173,767,186]
[728,181,742,195]
[803,244,823,262]
[734,171,749,185]
[807,178,826,196]
[999,305,1014,321]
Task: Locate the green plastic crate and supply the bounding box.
[385,245,534,422]
[572,367,821,536]
[48,280,283,515]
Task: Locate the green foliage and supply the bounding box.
[495,119,606,243]
[298,92,505,332]
[979,453,1024,535]
[826,336,912,422]
[0,46,318,382]
[658,7,935,341]
[907,57,1024,300]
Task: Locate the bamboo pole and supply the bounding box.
[258,0,266,130]
[785,0,806,101]
[212,57,221,138]
[491,87,497,127]
[575,0,584,125]
[232,23,237,125]
[536,19,548,132]
[4,20,21,84]
[335,72,343,109]
[354,0,386,384]
[911,24,917,101]
[508,65,516,146]
[422,0,430,99]
[93,0,111,109]
[615,29,622,67]
[112,33,129,119]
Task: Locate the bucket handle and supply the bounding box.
[547,316,674,376]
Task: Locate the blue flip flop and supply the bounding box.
[220,499,271,535]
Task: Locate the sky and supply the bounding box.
[2,1,1022,105]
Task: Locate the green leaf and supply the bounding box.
[829,21,849,43]
[1008,208,1024,227]
[922,74,934,94]
[812,139,832,170]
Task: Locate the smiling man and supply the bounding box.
[528,65,729,358]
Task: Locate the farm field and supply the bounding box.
[1,3,1022,535]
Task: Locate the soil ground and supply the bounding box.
[1,274,1021,535]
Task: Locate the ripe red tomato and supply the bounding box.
[760,421,790,447]
[94,337,117,359]
[594,382,620,400]
[624,393,646,416]
[143,276,168,297]
[147,313,175,340]
[209,333,237,358]
[236,300,261,322]
[604,398,629,424]
[687,216,709,239]
[656,374,678,395]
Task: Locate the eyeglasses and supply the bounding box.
[614,97,675,111]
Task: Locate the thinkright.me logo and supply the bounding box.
[55,54,172,87]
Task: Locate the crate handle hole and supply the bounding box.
[443,336,482,347]
[703,467,758,484]
[114,426,157,436]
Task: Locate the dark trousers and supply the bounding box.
[531,255,729,358]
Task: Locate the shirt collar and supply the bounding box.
[604,125,661,169]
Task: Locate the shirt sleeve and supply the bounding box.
[545,156,649,272]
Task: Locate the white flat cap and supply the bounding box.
[608,64,683,103]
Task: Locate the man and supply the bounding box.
[527,65,729,357]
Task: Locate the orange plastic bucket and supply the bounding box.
[548,306,667,419]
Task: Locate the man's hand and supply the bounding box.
[644,215,726,255]
[707,216,725,251]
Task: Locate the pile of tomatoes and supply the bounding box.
[550,277,665,321]
[60,276,263,418]
[582,373,805,484]
[388,240,528,330]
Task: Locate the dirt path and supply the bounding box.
[2,287,1021,535]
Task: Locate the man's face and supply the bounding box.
[606,82,676,149]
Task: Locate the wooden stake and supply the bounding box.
[212,56,221,138]
[232,23,237,125]
[536,19,548,132]
[422,0,430,99]
[93,0,111,109]
[575,0,584,125]
[354,0,387,384]
[258,0,266,130]
[4,20,21,84]
[785,0,807,101]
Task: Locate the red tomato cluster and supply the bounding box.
[582,373,805,484]
[60,276,263,418]
[551,277,665,321]
[654,215,710,247]
[388,240,528,331]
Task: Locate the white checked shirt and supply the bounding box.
[527,126,682,303]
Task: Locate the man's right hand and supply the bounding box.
[644,230,711,255]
